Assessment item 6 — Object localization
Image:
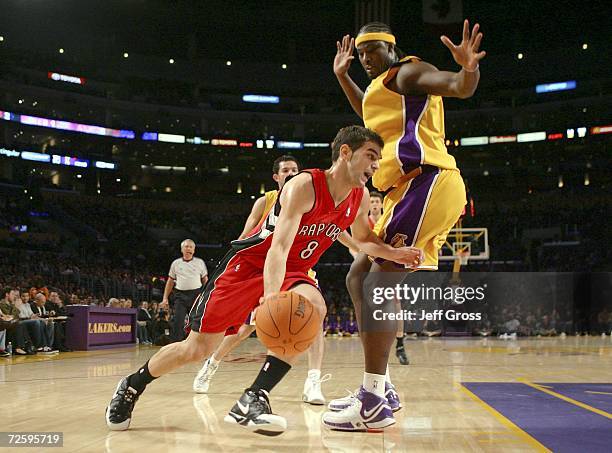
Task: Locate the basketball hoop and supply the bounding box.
[457,251,470,266]
[440,227,489,264]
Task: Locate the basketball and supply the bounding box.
[255,291,321,355]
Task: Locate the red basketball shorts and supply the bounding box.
[187,250,316,335]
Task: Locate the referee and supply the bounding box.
[161,239,208,342]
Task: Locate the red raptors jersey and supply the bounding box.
[235,169,363,273]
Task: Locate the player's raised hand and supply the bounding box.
[440,19,486,71]
[333,34,355,76]
[391,247,424,269]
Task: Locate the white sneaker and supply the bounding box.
[193,357,219,394]
[302,371,331,405]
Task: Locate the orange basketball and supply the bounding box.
[255,291,321,356]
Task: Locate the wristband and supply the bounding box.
[462,64,479,73]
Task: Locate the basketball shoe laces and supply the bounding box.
[196,359,218,386]
[340,388,360,402]
[310,373,332,390]
[111,385,139,420]
[248,389,273,415]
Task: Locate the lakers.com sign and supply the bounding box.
[88,322,132,334]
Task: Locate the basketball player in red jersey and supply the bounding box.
[192,156,332,406]
[192,156,300,394]
[105,126,422,435]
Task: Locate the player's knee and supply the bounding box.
[346,259,359,282]
[346,268,358,293]
[346,254,369,291]
[345,269,354,290]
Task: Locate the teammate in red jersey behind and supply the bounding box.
[105,125,422,436]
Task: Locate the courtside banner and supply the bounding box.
[66,306,137,349]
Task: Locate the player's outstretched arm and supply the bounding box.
[396,19,485,99]
[333,34,364,118]
[262,174,315,298]
[238,195,267,239]
[350,191,422,268]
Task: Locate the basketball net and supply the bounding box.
[452,250,470,273]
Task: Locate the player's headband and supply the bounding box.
[355,32,396,47]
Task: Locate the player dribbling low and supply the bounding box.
[192,155,330,405]
[105,125,422,436]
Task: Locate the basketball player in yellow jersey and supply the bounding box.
[192,155,331,405]
[324,20,485,430]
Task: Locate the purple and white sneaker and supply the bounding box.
[322,386,395,432]
[327,382,402,413]
[384,382,402,412]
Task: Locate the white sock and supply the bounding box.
[308,369,321,380]
[363,372,386,398]
[210,354,221,366]
[385,365,392,386]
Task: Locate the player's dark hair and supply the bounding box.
[358,22,407,60]
[331,126,384,162]
[370,191,384,201]
[272,155,300,174]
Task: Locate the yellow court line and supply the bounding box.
[518,380,612,419]
[585,391,612,396]
[458,384,551,452]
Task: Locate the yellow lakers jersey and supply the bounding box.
[362,56,457,191]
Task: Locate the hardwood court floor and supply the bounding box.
[1,336,611,452]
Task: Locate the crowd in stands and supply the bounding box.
[0,279,183,357]
[0,286,69,356]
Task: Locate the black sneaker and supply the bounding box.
[224,388,287,436]
[105,377,141,430]
[396,345,409,365]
